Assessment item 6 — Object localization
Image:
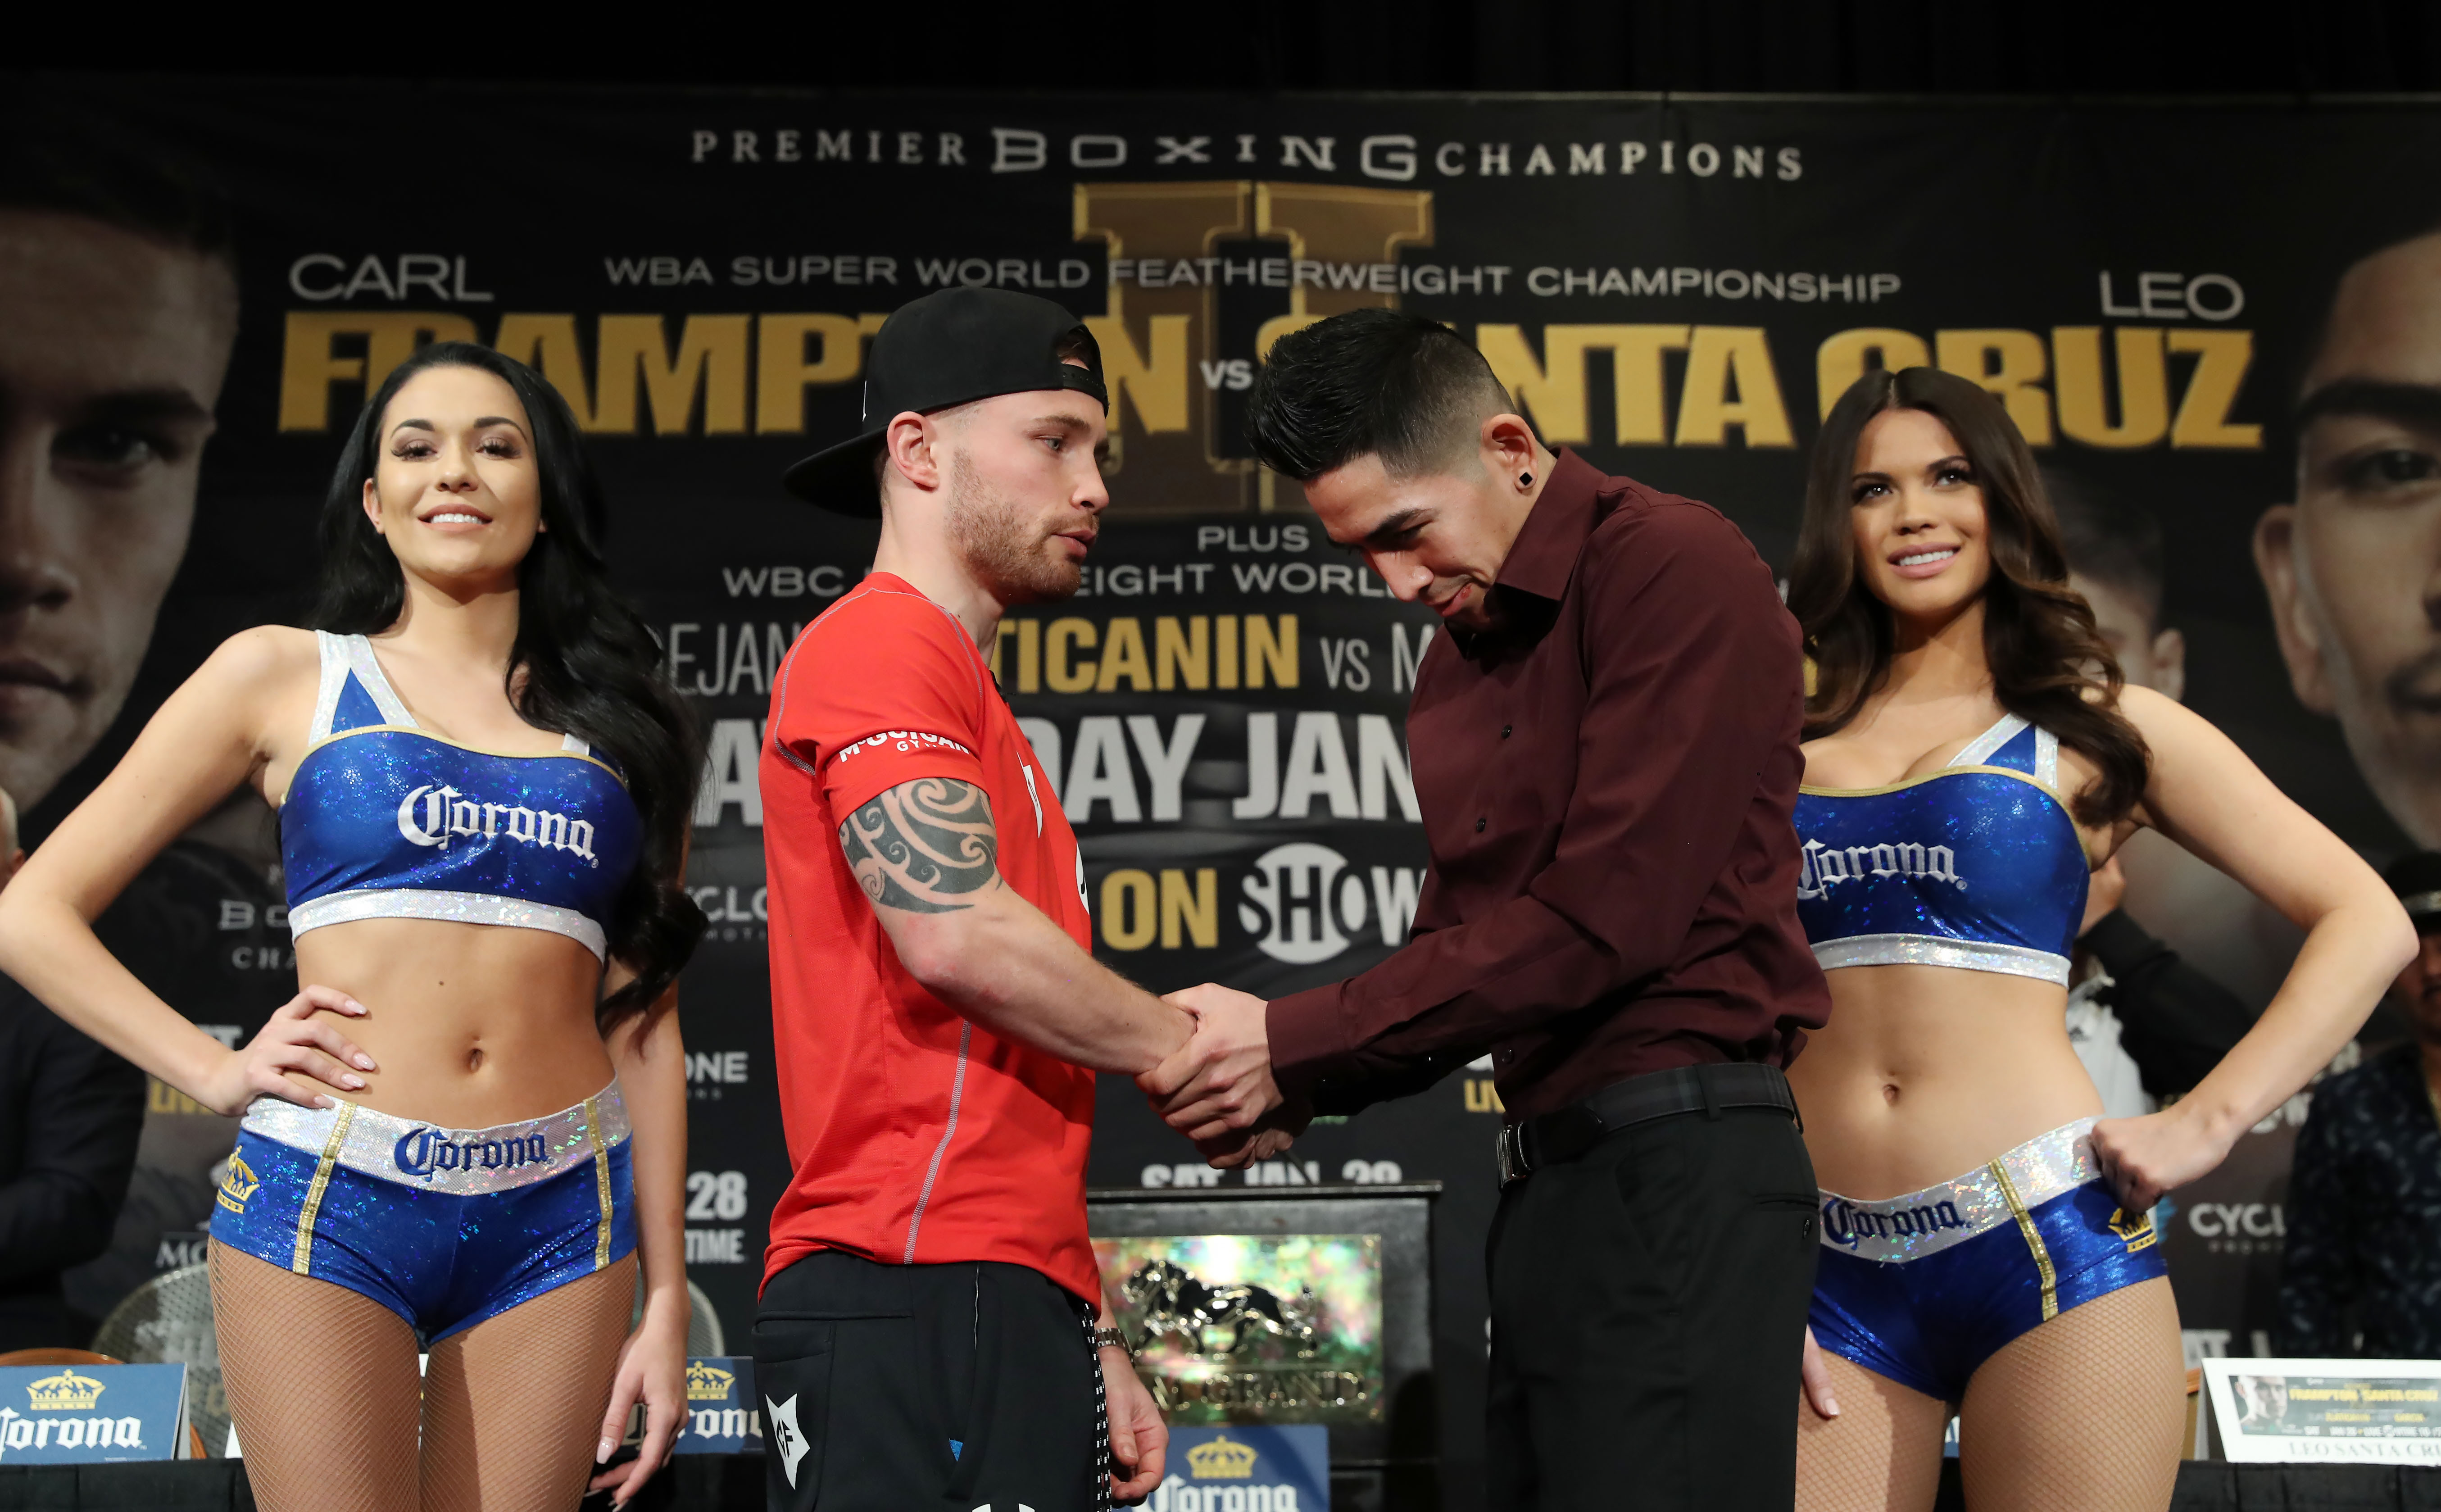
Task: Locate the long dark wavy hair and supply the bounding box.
[313,341,705,1031]
[1788,366,2150,828]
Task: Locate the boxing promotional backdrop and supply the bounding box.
[23,79,2440,1501]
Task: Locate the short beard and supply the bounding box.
[945,450,1079,605]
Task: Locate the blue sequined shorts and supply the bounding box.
[209,1082,636,1345]
[1808,1118,2167,1403]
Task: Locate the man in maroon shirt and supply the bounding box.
[1141,309,1833,1510]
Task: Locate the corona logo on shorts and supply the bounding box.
[216,1153,259,1215]
[1185,1435,1258,1480]
[1821,1195,1967,1249]
[686,1362,735,1401]
[396,783,599,866]
[393,1127,550,1179]
[25,1372,104,1412]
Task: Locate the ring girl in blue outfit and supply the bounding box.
[0,344,705,1512]
[1782,367,2411,1512]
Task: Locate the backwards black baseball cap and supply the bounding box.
[781,286,1107,516]
[2386,852,2441,933]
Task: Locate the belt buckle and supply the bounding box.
[1496,1122,1528,1186]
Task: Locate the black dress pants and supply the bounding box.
[754,1249,1103,1512]
[1487,1100,1819,1511]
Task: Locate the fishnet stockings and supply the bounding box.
[1797,1277,2187,1512]
[422,1253,636,1512]
[212,1240,638,1512]
[212,1240,422,1512]
[1797,1349,1951,1512]
[1957,1276,2185,1512]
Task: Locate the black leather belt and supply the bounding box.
[1495,1063,1799,1186]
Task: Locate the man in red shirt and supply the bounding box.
[758,288,1186,1511]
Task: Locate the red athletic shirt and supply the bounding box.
[759,573,1098,1303]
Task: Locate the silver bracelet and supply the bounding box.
[1093,1326,1134,1358]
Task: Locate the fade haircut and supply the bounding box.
[1246,308,1515,481]
[2046,466,2166,632]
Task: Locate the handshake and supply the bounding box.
[1135,983,1313,1169]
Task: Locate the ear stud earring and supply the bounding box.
[1519,471,1534,488]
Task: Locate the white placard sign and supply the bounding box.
[2204,1358,2441,1463]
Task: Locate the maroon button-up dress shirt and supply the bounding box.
[1266,450,1831,1123]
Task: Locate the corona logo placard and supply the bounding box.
[1186,1434,1258,1479]
[27,1371,104,1412]
[686,1362,735,1401]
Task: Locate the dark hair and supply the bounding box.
[0,104,235,266]
[2046,467,2166,631]
[1789,367,2151,828]
[314,342,706,1030]
[1246,308,1514,481]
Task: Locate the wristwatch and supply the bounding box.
[1093,1326,1134,1358]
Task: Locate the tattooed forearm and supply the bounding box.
[839,778,1003,914]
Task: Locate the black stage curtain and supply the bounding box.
[49,0,2441,95]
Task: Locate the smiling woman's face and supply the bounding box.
[362,364,543,591]
[1846,405,1994,627]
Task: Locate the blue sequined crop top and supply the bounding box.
[1793,713,2091,986]
[279,631,642,960]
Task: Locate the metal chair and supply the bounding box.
[88,1266,223,1458]
[86,1270,222,1465]
[0,1348,121,1367]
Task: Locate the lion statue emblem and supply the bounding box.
[1121,1258,1320,1358]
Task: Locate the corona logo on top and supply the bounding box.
[1186,1435,1258,1480]
[686,1362,735,1402]
[27,1372,104,1412]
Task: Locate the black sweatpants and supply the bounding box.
[754,1249,1104,1512]
[1487,1101,1820,1511]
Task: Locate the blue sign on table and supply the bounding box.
[0,1364,189,1463]
[672,1356,761,1455]
[1150,1425,1329,1510]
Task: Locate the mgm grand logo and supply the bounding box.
[1122,1260,1368,1416]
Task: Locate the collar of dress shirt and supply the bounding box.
[1491,446,1604,604]
[1450,448,1602,656]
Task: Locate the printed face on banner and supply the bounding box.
[0,209,233,809]
[1844,408,1994,626]
[2071,571,2187,700]
[2263,231,2441,849]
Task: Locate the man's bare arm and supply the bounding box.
[841,777,1189,1073]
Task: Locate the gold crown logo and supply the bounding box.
[217,1154,259,1215]
[685,1362,735,1402]
[1186,1435,1257,1480]
[27,1371,105,1412]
